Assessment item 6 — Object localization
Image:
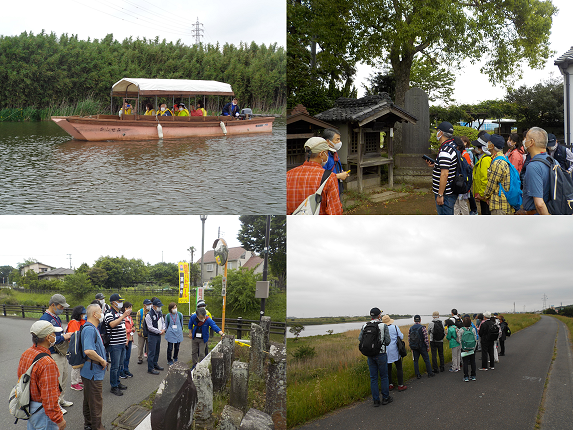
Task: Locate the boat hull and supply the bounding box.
[51,115,274,141]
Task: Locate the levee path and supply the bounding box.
[295,315,573,430]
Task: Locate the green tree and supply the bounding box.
[94,256,148,289]
[237,215,286,287]
[8,268,21,285]
[0,265,14,281]
[20,269,39,289]
[148,262,178,286]
[87,267,108,288]
[62,273,93,299]
[211,268,262,313]
[76,263,90,274]
[289,323,305,341]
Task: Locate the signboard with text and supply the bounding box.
[178,262,189,304]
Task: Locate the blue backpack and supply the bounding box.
[496,155,522,210]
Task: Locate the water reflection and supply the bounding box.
[0,119,285,214]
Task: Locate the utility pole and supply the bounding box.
[542,294,548,310]
[187,246,195,286]
[259,215,271,321]
[67,254,72,269]
[200,216,207,288]
[192,17,204,46]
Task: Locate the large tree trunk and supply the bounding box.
[390,50,414,153]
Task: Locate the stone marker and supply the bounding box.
[239,408,275,430]
[265,343,286,430]
[221,334,236,384]
[150,362,197,430]
[211,352,226,393]
[193,364,214,422]
[249,323,265,378]
[402,87,430,154]
[229,361,249,412]
[260,316,271,352]
[218,405,244,430]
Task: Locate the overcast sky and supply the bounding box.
[1,1,285,48]
[287,216,573,318]
[355,0,573,105]
[0,215,242,270]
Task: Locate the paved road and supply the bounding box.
[0,316,195,429]
[295,315,573,430]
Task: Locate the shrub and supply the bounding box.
[292,345,317,361]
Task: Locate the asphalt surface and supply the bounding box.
[295,315,573,430]
[0,316,194,429]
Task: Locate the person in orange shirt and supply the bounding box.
[18,320,66,429]
[67,306,86,392]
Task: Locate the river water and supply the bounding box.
[0,119,285,214]
[287,315,437,338]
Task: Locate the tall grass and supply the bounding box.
[0,97,108,122]
[548,314,573,341]
[287,313,540,428]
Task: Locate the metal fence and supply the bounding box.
[0,304,286,341]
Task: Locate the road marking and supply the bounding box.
[523,376,543,383]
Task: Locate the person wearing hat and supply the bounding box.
[196,299,212,356]
[286,136,343,215]
[482,134,515,215]
[472,131,493,215]
[145,298,166,374]
[188,306,224,369]
[104,293,131,395]
[136,299,153,364]
[425,121,458,215]
[157,103,173,116]
[518,127,551,215]
[358,307,392,407]
[322,128,349,200]
[382,314,407,392]
[68,305,87,392]
[18,320,66,429]
[546,133,573,172]
[478,311,497,370]
[39,294,74,413]
[177,102,190,116]
[428,311,445,373]
[409,315,435,378]
[95,292,110,314]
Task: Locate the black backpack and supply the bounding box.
[488,323,500,341]
[432,320,445,341]
[408,325,424,351]
[359,321,382,357]
[454,317,464,329]
[444,142,473,194]
[530,155,573,214]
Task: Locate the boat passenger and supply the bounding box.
[221,98,240,117]
[157,103,173,116]
[119,102,132,117]
[144,103,156,116]
[177,103,190,116]
[196,101,207,117]
[190,104,203,117]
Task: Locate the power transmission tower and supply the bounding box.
[192,17,204,46]
[542,294,548,310]
[67,254,72,269]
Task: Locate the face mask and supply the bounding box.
[146,305,151,311]
[117,302,123,309]
[54,308,63,315]
[436,132,441,142]
[82,315,86,321]
[507,141,515,149]
[99,299,105,306]
[232,102,237,106]
[547,145,556,151]
[98,313,104,323]
[332,141,342,151]
[172,308,177,314]
[156,307,162,313]
[320,153,328,167]
[161,107,166,111]
[49,334,56,348]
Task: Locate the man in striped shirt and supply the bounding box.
[104,293,130,396]
[18,320,66,429]
[425,122,458,214]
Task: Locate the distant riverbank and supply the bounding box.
[288,314,412,326]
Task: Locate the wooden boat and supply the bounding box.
[51,78,274,141]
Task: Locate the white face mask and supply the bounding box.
[99,299,105,306]
[98,313,104,323]
[49,334,56,348]
[436,132,441,142]
[332,141,342,151]
[172,308,177,314]
[320,152,328,167]
[156,307,162,313]
[146,305,151,311]
[161,107,166,111]
[117,302,123,309]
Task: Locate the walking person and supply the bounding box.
[81,304,108,430]
[165,302,184,365]
[382,315,407,391]
[136,299,152,364]
[445,319,461,372]
[498,315,510,356]
[120,301,134,379]
[145,298,166,375]
[460,316,478,382]
[428,311,446,373]
[409,315,435,378]
[358,308,393,406]
[67,306,86,391]
[104,293,130,395]
[478,312,497,370]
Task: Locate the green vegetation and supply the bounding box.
[549,315,573,342]
[0,31,286,117]
[286,313,540,428]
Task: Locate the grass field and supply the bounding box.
[548,314,573,341]
[287,313,541,428]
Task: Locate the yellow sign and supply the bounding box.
[178,262,189,304]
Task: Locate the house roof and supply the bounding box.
[198,247,249,264]
[243,255,263,270]
[22,262,54,269]
[315,94,418,127]
[555,46,573,68]
[38,268,75,277]
[287,105,337,129]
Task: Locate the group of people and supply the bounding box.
[359,308,510,407]
[119,97,242,118]
[429,121,573,215]
[16,292,224,430]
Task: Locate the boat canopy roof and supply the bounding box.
[111,78,234,97]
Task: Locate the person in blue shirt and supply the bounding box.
[81,303,108,430]
[221,98,240,117]
[188,307,224,369]
[322,128,349,199]
[518,127,551,215]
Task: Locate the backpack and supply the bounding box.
[408,325,424,351]
[530,155,573,214]
[292,170,332,215]
[432,320,445,341]
[142,312,149,338]
[496,155,523,209]
[488,323,500,341]
[359,321,383,357]
[461,327,476,351]
[444,142,473,194]
[100,311,112,348]
[453,316,463,329]
[67,325,97,369]
[9,352,50,423]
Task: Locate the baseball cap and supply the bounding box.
[143,299,152,305]
[95,293,105,300]
[475,132,491,147]
[109,293,124,302]
[370,307,382,318]
[304,137,329,153]
[49,294,69,308]
[489,134,505,149]
[436,121,454,134]
[414,314,421,322]
[547,133,556,149]
[152,298,164,307]
[484,311,491,318]
[31,320,63,337]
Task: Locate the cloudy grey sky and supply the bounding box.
[1,1,285,48]
[0,215,242,270]
[355,0,573,104]
[287,216,573,318]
